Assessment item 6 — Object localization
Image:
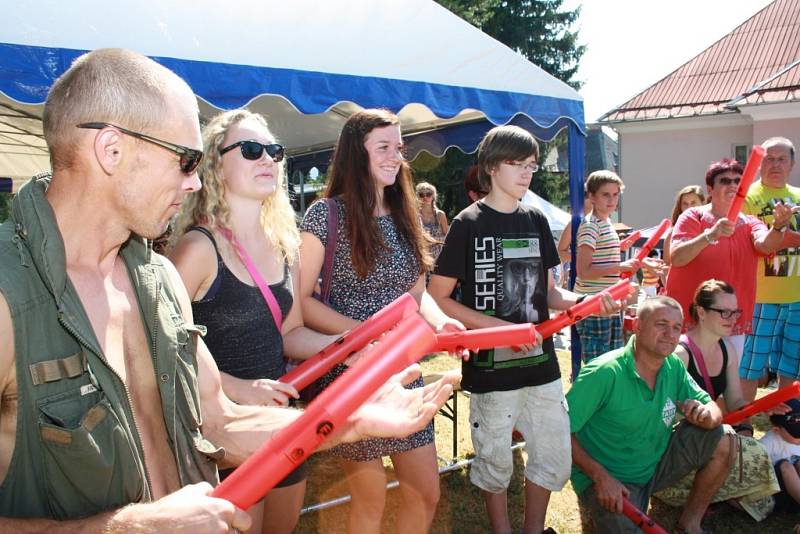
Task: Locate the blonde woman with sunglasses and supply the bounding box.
[170,109,340,534]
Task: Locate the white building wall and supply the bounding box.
[614,116,752,229]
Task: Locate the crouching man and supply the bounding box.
[567,296,732,534]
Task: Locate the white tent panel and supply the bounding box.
[521,190,570,231]
[0,0,585,188]
[2,0,579,101]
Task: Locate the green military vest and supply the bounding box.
[0,174,222,519]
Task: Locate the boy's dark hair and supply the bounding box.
[585,170,625,195]
[476,125,539,191]
[464,165,487,196]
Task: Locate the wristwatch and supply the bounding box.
[703,230,718,245]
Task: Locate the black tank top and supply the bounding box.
[679,338,728,400]
[188,226,293,380]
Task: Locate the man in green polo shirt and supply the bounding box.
[568,296,731,534]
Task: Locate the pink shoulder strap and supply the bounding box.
[680,334,715,398]
[218,227,283,332]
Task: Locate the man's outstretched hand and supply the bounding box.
[342,365,461,442]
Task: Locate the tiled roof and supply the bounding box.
[600,0,800,123]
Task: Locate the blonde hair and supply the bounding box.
[172,109,299,264]
[44,48,192,171]
[415,181,439,207]
[670,185,706,224]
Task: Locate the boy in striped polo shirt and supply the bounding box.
[575,171,640,361]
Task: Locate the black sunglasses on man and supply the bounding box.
[77,122,203,174]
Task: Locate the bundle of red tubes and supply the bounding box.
[223,278,637,508]
[212,313,438,509]
[279,293,417,391]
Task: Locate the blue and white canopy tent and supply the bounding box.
[0,0,587,374]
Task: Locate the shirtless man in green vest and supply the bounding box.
[0,48,457,532]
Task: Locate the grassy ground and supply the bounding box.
[296,351,798,533]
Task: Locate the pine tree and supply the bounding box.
[417,1,586,210]
[437,0,585,89]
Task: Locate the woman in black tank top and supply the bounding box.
[169,110,341,534]
[674,280,749,424]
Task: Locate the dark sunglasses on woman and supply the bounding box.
[220,140,285,163]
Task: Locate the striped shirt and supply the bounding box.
[574,214,620,295]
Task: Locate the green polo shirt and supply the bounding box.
[567,336,710,495]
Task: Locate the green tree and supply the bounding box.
[425,1,585,218]
[435,0,500,27]
[437,0,585,89]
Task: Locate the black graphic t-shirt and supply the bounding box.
[434,201,560,393]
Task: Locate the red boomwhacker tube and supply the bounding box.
[212,313,438,509]
[622,497,668,534]
[279,293,418,391]
[726,145,765,222]
[538,278,633,339]
[722,381,800,425]
[621,219,671,280]
[619,230,642,251]
[435,323,537,353]
[433,279,632,353]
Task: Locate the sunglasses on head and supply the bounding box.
[418,191,433,198]
[77,122,203,174]
[716,176,741,186]
[219,140,285,163]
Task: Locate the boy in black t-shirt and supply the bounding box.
[428,125,628,534]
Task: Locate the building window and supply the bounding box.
[733,144,750,166]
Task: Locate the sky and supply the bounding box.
[563,0,775,123]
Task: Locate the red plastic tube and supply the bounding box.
[435,323,537,353]
[537,278,633,339]
[433,279,633,353]
[619,230,642,251]
[723,381,800,425]
[279,293,418,391]
[621,219,671,280]
[726,145,765,222]
[622,497,668,534]
[212,313,438,510]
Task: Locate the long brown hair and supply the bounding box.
[324,109,431,278]
[670,185,706,224]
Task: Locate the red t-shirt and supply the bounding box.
[664,206,768,334]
